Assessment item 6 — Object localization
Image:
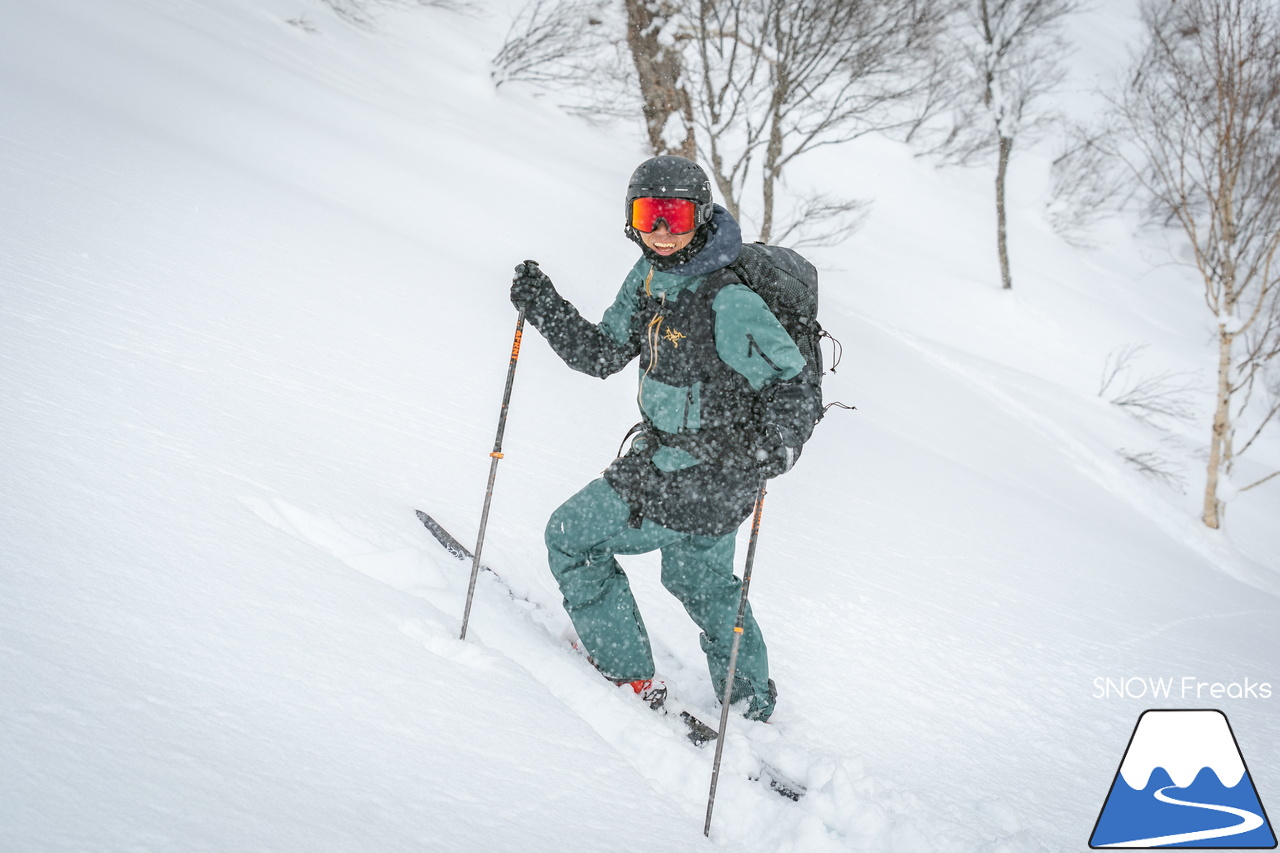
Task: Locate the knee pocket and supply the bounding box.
[545,479,632,557]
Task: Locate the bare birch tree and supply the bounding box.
[928,0,1079,289]
[1111,0,1280,528]
[492,0,636,119]
[493,1,696,156]
[679,0,947,244]
[1046,124,1132,247]
[624,0,697,157]
[492,0,945,247]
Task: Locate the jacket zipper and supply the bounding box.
[638,267,662,418]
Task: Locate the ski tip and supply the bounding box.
[767,778,805,801]
[755,764,807,801]
[679,711,719,747]
[413,510,473,562]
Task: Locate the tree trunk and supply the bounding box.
[995,134,1013,290]
[759,79,787,244]
[624,0,696,158]
[1202,325,1235,529]
[760,154,778,245]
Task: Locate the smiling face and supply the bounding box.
[639,223,696,257]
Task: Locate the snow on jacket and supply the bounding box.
[521,206,817,535]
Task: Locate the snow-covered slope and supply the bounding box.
[2,1,1277,851]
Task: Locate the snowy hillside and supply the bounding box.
[2,1,1278,851]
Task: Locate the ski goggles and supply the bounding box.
[629,196,702,234]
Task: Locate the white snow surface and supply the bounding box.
[2,1,1279,851]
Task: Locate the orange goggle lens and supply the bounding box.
[630,197,699,234]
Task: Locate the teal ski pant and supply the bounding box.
[545,477,774,719]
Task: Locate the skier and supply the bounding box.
[509,156,820,722]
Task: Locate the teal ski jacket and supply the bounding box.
[521,207,819,535]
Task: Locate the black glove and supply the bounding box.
[511,260,554,314]
[754,424,800,478]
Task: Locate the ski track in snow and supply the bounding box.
[243,495,994,851]
[5,0,1280,849]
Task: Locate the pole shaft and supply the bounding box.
[460,311,525,641]
[703,482,767,837]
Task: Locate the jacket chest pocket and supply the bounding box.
[645,315,719,387]
[639,375,702,434]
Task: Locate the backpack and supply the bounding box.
[619,241,839,476]
[727,242,833,392]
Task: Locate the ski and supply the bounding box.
[415,509,537,609]
[415,510,472,563]
[679,710,719,747]
[674,709,806,801]
[755,764,806,802]
[414,508,805,801]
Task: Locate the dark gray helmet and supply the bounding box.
[624,155,714,234]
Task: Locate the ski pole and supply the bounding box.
[459,309,525,641]
[703,481,767,837]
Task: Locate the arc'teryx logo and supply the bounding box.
[1090,709,1276,848]
[663,327,686,347]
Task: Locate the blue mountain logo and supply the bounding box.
[1090,709,1276,848]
